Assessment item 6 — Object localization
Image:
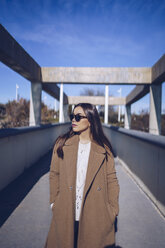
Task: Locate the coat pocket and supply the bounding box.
[106,203,116,225]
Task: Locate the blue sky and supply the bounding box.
[0,0,165,113]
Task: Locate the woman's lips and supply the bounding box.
[72,124,77,127]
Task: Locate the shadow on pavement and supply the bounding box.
[0,149,52,227]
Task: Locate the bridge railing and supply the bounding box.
[103,124,165,217]
[0,123,70,191]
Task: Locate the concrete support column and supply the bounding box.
[59,83,64,123]
[30,82,42,126]
[124,104,131,129]
[149,84,162,135]
[118,105,121,122]
[104,85,109,124]
[72,104,75,111]
[63,104,69,122]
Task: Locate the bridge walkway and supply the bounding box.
[0,150,165,248]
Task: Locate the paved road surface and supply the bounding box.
[0,151,165,248]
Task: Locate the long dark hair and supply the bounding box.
[56,103,113,159]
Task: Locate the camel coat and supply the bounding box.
[45,134,119,248]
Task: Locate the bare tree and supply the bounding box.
[80,88,104,96]
[0,98,58,128]
[131,108,149,132]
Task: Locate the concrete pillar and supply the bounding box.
[63,104,69,122]
[149,84,162,135]
[104,85,109,124]
[124,104,131,129]
[118,105,121,122]
[59,83,64,123]
[29,82,42,126]
[72,104,75,111]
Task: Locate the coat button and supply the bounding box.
[69,186,73,190]
[97,187,101,191]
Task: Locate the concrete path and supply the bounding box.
[0,152,165,248]
[115,159,165,248]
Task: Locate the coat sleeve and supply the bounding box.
[106,151,120,217]
[49,142,60,205]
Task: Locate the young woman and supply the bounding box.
[45,103,119,248]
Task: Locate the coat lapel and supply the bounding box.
[83,140,106,200]
[64,135,79,189]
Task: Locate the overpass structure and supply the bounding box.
[0,24,165,134]
[0,24,165,247]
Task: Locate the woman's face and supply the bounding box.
[71,106,91,133]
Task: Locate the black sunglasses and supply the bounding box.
[70,114,87,122]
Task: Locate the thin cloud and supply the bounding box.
[1,0,164,67]
[16,22,144,60]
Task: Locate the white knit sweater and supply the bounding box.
[75,141,91,221]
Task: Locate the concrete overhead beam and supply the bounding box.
[42,83,68,104]
[41,67,151,85]
[152,54,165,84]
[0,24,41,82]
[125,54,165,105]
[0,25,67,102]
[68,96,125,105]
[126,85,150,105]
